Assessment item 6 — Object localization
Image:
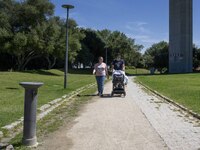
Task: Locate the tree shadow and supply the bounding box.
[21,68,93,76]
[126,73,151,76]
[6,87,19,90]
[22,70,61,76]
[59,68,93,75]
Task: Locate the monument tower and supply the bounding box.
[169,0,193,73]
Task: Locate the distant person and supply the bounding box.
[93,56,109,97]
[111,54,125,71]
[111,54,128,85]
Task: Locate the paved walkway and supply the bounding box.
[38,77,200,150]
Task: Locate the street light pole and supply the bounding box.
[105,47,107,65]
[62,4,74,89]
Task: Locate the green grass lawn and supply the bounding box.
[0,69,95,128]
[136,73,200,114]
[126,68,150,75]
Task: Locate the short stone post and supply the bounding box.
[19,82,43,147]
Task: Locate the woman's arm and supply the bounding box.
[93,64,96,75]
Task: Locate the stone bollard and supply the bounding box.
[19,82,43,147]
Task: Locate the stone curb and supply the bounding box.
[137,81,200,120]
[0,83,96,143]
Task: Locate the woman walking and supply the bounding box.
[93,56,109,97]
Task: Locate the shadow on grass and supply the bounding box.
[126,73,151,76]
[6,87,19,90]
[19,68,94,76]
[68,69,93,75]
[22,70,61,76]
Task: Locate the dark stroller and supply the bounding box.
[111,71,126,97]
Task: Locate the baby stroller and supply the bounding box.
[111,70,126,97]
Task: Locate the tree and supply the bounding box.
[143,41,168,72]
[68,20,85,67]
[0,0,84,70]
[0,1,143,70]
[75,43,94,68]
[193,45,200,70]
[98,29,112,64]
[0,0,55,70]
[79,29,143,68]
[80,28,105,66]
[107,31,143,66]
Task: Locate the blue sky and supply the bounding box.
[50,0,200,52]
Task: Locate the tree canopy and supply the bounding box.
[0,0,144,71]
[143,41,169,72]
[1,1,200,72]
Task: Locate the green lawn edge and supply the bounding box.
[135,73,200,114]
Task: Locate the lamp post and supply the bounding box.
[62,4,74,89]
[105,47,107,65]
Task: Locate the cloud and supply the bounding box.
[126,33,168,53]
[125,21,168,51]
[127,33,160,44]
[125,21,150,34]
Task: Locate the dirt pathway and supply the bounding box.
[37,76,200,150]
[38,78,168,150]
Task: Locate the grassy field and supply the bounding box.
[136,73,200,114]
[0,69,95,128]
[125,68,150,75]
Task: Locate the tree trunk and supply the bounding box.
[46,56,57,70]
[16,51,40,71]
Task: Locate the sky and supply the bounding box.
[50,0,200,52]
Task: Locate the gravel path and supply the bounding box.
[38,77,200,150]
[131,77,200,150]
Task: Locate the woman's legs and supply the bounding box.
[96,76,105,95]
[99,76,105,95]
[96,76,101,94]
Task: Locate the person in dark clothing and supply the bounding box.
[111,54,125,71]
[111,54,128,85]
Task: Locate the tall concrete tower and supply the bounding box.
[169,0,193,73]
